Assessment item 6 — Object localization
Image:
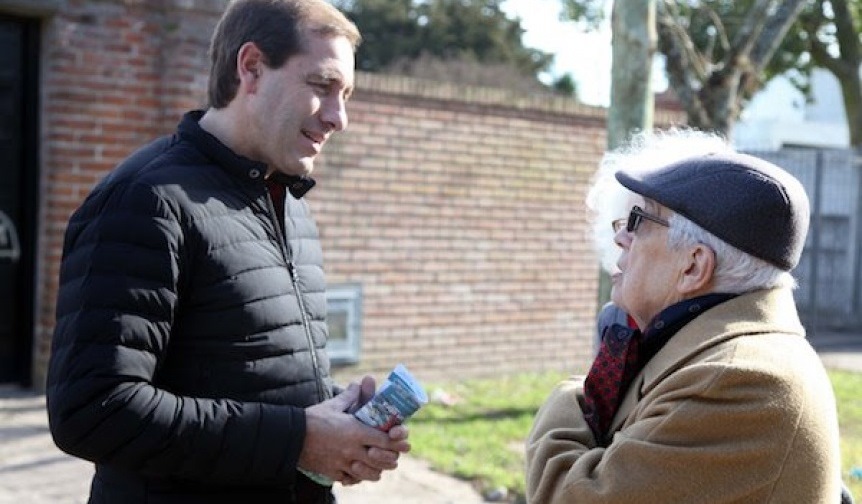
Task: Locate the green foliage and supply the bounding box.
[677,2,788,74]
[333,0,554,82]
[560,0,860,105]
[552,73,578,97]
[409,371,568,499]
[560,0,606,29]
[779,0,862,97]
[332,0,422,72]
[659,0,852,99]
[409,369,862,502]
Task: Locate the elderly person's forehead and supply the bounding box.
[614,152,810,271]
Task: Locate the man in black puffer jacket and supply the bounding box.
[46,1,409,502]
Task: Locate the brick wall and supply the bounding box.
[30,0,683,387]
[34,0,225,386]
[318,76,607,383]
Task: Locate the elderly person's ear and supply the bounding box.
[679,243,716,295]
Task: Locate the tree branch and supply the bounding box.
[656,0,708,80]
[726,0,772,62]
[656,1,711,126]
[699,4,731,56]
[803,1,854,79]
[749,0,808,72]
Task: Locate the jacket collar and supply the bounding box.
[609,288,805,433]
[639,293,737,364]
[269,172,316,199]
[177,110,316,198]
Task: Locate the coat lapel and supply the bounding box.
[607,288,805,435]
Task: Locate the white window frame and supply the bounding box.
[325,283,362,364]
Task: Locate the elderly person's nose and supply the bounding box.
[614,227,631,248]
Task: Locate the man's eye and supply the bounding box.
[310,81,330,92]
[310,78,351,101]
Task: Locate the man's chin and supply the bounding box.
[276,158,315,177]
[297,157,316,176]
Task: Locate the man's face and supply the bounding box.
[610,198,686,328]
[248,32,355,177]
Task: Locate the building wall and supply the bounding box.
[22,0,683,387]
[734,69,850,150]
[33,0,226,388]
[318,76,608,383]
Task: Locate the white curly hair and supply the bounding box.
[586,128,733,274]
[586,127,796,293]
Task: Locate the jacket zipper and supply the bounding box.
[287,260,329,401]
[265,191,329,403]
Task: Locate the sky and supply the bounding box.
[501,0,614,106]
[501,0,848,147]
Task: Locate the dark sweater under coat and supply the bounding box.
[46,111,335,503]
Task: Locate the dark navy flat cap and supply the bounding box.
[615,151,810,271]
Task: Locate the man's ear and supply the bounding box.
[679,243,715,295]
[236,41,264,91]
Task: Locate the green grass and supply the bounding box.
[408,370,862,502]
[409,371,568,499]
[830,370,862,500]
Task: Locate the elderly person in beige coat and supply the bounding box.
[526,130,844,503]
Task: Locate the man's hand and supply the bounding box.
[298,377,411,485]
[346,375,377,414]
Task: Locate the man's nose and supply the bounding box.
[321,95,348,132]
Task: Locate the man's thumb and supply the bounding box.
[330,381,361,411]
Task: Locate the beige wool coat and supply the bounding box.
[526,288,842,503]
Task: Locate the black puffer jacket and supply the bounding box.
[47,111,336,503]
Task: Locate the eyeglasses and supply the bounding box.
[611,205,670,233]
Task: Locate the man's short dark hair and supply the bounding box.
[207,0,361,108]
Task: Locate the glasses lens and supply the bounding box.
[626,209,641,233]
[611,219,626,233]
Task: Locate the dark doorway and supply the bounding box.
[0,15,39,384]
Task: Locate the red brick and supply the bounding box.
[31,0,686,388]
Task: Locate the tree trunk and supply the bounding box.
[607,0,656,151]
[838,69,862,147]
[823,0,862,147]
[599,0,656,306]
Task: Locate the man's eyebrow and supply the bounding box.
[312,68,346,83]
[311,70,354,96]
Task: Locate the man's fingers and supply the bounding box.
[388,424,409,441]
[339,472,360,486]
[347,460,383,482]
[366,446,399,469]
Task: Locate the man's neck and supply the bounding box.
[199,107,248,160]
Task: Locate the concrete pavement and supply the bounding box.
[0,387,91,504]
[0,387,484,504]
[2,334,860,503]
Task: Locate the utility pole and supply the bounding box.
[598,0,656,305]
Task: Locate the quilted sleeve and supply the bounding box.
[46,176,305,485]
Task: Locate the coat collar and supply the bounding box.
[609,288,805,434]
[177,110,316,199]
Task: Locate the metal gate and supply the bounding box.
[746,147,862,338]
